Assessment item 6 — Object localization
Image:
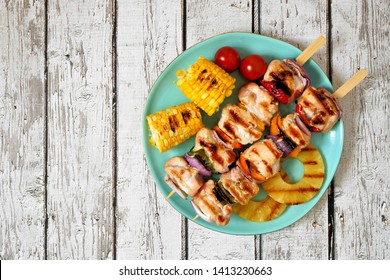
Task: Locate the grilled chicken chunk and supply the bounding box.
[279,113,311,149]
[194,127,236,173]
[262,58,309,104]
[164,156,205,199]
[217,103,265,145]
[238,82,279,126]
[237,139,283,183]
[192,180,233,226]
[219,166,259,205]
[297,86,342,133]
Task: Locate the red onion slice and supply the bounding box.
[190,200,212,223]
[294,113,312,137]
[284,58,311,89]
[266,135,293,157]
[185,154,212,177]
[266,134,279,142]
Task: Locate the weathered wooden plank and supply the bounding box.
[259,0,329,259]
[115,0,183,259]
[186,0,256,259]
[331,0,390,259]
[46,0,114,259]
[0,0,46,260]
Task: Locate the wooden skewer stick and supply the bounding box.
[295,35,326,66]
[192,215,199,221]
[333,69,368,99]
[165,190,175,200]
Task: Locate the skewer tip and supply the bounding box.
[333,69,369,99]
[295,35,327,66]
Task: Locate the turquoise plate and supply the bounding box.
[142,32,344,235]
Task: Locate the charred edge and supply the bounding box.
[44,0,49,260]
[112,0,118,260]
[168,115,178,133]
[181,110,191,125]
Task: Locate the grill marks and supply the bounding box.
[304,173,325,178]
[197,68,219,91]
[219,167,259,205]
[262,159,273,175]
[229,108,245,125]
[181,110,192,124]
[199,139,217,152]
[198,136,235,169]
[264,138,283,158]
[288,124,306,146]
[314,88,337,117]
[311,112,327,125]
[194,128,237,174]
[219,104,263,144]
[302,160,317,165]
[298,86,342,132]
[267,186,320,194]
[229,108,261,138]
[193,180,233,226]
[241,139,283,182]
[271,71,292,97]
[223,122,235,135]
[279,114,310,148]
[168,115,179,132]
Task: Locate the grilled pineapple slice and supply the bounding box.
[234,196,287,222]
[261,144,325,205]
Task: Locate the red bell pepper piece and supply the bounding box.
[261,80,290,104]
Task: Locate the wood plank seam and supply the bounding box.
[326,0,335,260]
[112,0,118,261]
[254,0,261,260]
[181,0,188,261]
[44,0,49,261]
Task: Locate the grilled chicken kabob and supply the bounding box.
[260,35,326,104]
[163,35,366,226]
[164,35,326,175]
[212,36,326,145]
[265,69,368,160]
[165,68,368,226]
[164,139,281,226]
[164,82,280,225]
[162,37,328,225]
[164,81,289,225]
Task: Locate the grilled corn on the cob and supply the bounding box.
[176,57,236,116]
[146,102,203,152]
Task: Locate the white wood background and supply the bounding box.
[0,0,388,260]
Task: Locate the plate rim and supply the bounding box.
[142,32,344,235]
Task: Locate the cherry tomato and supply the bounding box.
[239,54,267,80]
[214,46,241,73]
